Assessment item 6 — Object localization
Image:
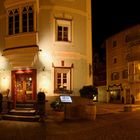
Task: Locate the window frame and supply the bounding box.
[7,5,34,35]
[111,72,119,81]
[55,18,72,42]
[54,67,73,94]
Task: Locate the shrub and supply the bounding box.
[79,85,98,100]
[50,99,64,112]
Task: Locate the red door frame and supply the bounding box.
[11,69,37,105]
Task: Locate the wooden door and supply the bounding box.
[11,69,37,103]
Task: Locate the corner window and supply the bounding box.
[55,19,72,42]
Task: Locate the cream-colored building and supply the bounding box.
[106,24,140,104]
[0,0,92,103]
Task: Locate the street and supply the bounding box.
[0,108,140,140]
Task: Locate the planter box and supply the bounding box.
[52,111,64,121]
[85,104,96,120]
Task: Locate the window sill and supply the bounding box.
[54,89,73,94]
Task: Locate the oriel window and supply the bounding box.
[22,6,34,32]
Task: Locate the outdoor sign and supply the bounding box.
[60,95,72,103]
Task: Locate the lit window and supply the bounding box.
[54,68,72,93]
[55,19,72,42]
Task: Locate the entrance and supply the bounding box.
[12,69,37,103]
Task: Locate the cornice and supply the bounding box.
[40,5,87,17]
[53,51,87,60]
[4,0,38,9]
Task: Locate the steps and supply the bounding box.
[2,102,40,122]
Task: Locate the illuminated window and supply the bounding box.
[55,19,72,42]
[54,68,71,93]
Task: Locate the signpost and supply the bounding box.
[59,95,72,120]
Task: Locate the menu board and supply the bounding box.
[60,95,72,103]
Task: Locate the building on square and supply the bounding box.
[0,0,92,104]
[106,24,140,104]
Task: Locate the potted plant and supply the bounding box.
[79,85,98,120]
[50,99,64,112]
[79,85,98,104]
[50,98,64,121]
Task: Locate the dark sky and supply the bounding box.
[92,0,140,51]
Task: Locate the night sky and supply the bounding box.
[92,0,140,51]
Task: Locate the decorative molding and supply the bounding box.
[4,0,38,8]
[40,5,87,17]
[53,51,87,60]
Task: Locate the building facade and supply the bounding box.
[106,24,140,104]
[0,0,92,103]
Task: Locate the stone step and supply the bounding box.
[2,114,40,122]
[16,103,36,109]
[8,109,37,116]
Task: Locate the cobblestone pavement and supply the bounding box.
[1,103,140,140]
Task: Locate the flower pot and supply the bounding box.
[52,111,64,121]
[85,104,96,120]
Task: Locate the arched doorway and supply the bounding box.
[11,69,37,104]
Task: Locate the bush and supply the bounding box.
[50,99,64,112]
[79,85,98,99]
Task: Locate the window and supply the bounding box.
[8,9,19,35]
[113,58,117,64]
[54,68,72,93]
[22,6,34,32]
[122,70,128,79]
[55,19,72,42]
[8,11,13,35]
[8,6,34,35]
[112,40,117,47]
[111,72,119,81]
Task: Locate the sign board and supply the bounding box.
[60,95,72,103]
